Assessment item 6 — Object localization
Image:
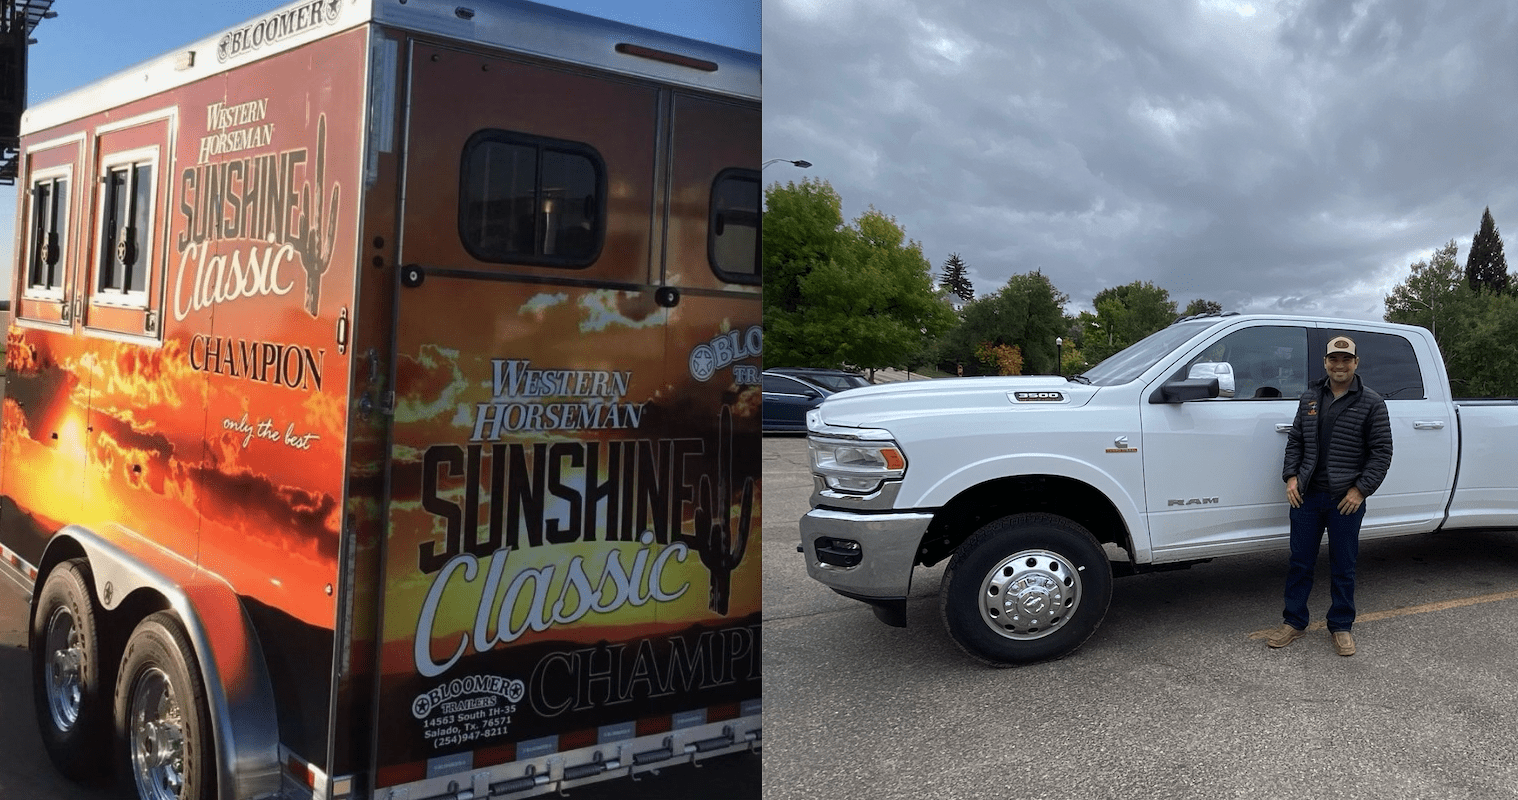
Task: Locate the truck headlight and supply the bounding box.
[808,432,906,494]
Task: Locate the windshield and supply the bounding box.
[805,373,870,392]
[1078,320,1217,386]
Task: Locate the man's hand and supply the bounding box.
[1338,486,1364,515]
[1286,476,1301,508]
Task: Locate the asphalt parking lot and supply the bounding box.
[762,434,1518,800]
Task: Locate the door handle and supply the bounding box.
[1275,423,1293,433]
[1413,420,1445,430]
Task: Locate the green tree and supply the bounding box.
[1082,281,1178,365]
[939,252,974,303]
[1182,298,1223,317]
[762,179,955,371]
[1442,293,1518,396]
[1384,240,1469,352]
[1466,207,1510,294]
[934,271,1069,375]
[1384,239,1518,396]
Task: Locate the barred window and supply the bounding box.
[98,160,154,298]
[26,172,69,295]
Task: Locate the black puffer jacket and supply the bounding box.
[1282,375,1393,497]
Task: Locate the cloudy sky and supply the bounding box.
[763,0,1518,321]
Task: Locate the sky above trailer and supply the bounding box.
[763,0,1518,322]
[0,0,760,296]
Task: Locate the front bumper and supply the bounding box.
[799,507,934,625]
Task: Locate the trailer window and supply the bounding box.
[459,131,604,267]
[96,159,155,299]
[709,168,759,283]
[25,171,69,296]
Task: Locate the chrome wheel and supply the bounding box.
[129,666,187,800]
[978,549,1082,640]
[42,605,86,731]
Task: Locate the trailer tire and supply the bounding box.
[939,513,1112,666]
[115,612,214,800]
[31,557,109,783]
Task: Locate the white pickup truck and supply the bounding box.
[799,314,1518,665]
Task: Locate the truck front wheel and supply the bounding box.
[115,612,214,800]
[31,558,109,782]
[940,513,1113,666]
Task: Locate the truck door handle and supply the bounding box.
[1275,423,1293,433]
[1413,420,1445,430]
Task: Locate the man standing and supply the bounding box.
[1267,335,1393,656]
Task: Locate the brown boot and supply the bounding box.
[1266,623,1306,648]
[1332,630,1355,656]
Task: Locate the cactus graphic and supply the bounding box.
[693,405,755,615]
[294,114,341,316]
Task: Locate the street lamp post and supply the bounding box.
[1056,337,1063,377]
[763,158,812,170]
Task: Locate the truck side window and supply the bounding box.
[25,170,70,297]
[459,130,605,267]
[1176,325,1308,400]
[709,168,759,283]
[96,158,155,301]
[763,374,814,396]
[1320,329,1425,400]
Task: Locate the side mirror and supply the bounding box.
[1187,362,1235,398]
[1149,360,1235,404]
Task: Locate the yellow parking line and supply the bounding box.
[1246,588,1518,639]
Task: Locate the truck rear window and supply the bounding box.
[1317,329,1425,400]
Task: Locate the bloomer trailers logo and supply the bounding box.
[411,674,526,750]
[217,0,344,63]
[689,326,761,384]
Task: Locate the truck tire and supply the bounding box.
[115,612,214,800]
[940,513,1113,666]
[31,557,109,782]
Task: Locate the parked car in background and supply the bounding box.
[763,368,870,431]
[770,367,872,393]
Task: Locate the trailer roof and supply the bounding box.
[22,0,758,136]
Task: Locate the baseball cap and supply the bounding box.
[1326,336,1357,357]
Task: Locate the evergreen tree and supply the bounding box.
[939,252,974,303]
[1465,207,1509,294]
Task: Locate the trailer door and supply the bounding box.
[372,42,759,789]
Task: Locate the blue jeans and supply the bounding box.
[1283,491,1366,632]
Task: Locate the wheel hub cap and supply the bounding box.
[131,667,186,800]
[43,608,84,730]
[979,550,1083,640]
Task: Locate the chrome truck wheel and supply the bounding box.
[116,612,212,800]
[941,513,1113,666]
[31,558,109,782]
[978,549,1083,639]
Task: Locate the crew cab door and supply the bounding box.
[1140,324,1312,558]
[1312,328,1455,537]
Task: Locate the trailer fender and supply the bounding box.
[40,524,282,800]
